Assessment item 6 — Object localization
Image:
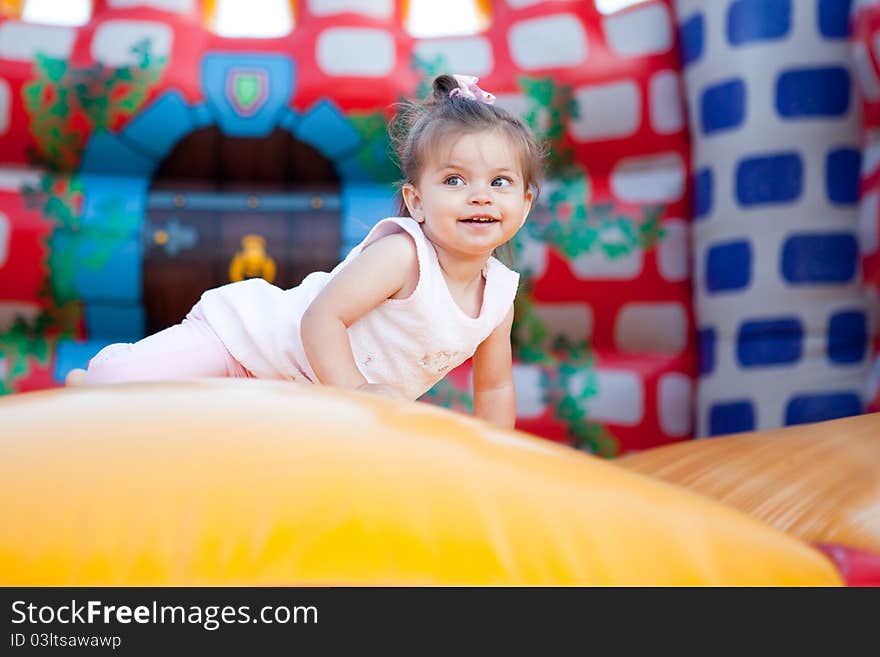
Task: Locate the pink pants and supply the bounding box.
[84,303,253,384]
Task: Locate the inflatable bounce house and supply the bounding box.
[2,0,880,586]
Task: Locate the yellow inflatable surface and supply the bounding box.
[620,413,880,554]
[0,380,841,586]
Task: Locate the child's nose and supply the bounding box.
[468,187,493,204]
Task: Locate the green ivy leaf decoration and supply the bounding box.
[23,41,167,171]
[3,41,166,394]
[348,111,401,182]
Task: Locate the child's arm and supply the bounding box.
[471,306,516,429]
[300,233,418,397]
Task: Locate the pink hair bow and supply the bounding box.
[449,74,496,105]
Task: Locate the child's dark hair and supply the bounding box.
[390,74,545,217]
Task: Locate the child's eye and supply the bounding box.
[491,177,512,187]
[444,175,464,186]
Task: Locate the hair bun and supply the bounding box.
[431,75,458,102]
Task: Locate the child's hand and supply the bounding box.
[357,383,406,400]
[65,368,88,386]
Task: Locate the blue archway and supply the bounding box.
[54,53,397,380]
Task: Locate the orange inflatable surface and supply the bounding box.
[0,380,840,586]
[620,414,880,555]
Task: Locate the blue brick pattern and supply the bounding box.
[736,153,803,206]
[676,0,868,436]
[705,240,751,293]
[693,168,713,220]
[679,13,704,67]
[826,148,861,206]
[709,400,756,435]
[737,317,803,367]
[776,67,850,118]
[784,392,862,425]
[780,233,858,284]
[727,0,791,46]
[817,0,852,39]
[701,79,746,134]
[698,327,716,376]
[827,310,867,365]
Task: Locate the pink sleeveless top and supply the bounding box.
[198,216,520,400]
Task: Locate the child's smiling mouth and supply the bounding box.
[459,215,500,224]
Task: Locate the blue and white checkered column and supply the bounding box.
[676,0,870,435]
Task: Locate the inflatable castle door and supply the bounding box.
[142,126,341,334]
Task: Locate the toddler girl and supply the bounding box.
[70,74,544,429]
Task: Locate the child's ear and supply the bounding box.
[401,184,425,222]
[518,189,534,229]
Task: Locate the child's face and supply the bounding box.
[402,130,533,261]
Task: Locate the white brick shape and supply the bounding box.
[596,0,653,13]
[0,22,76,61]
[533,302,594,346]
[611,152,686,203]
[108,0,195,12]
[316,28,395,77]
[650,70,683,135]
[493,93,531,122]
[658,219,688,282]
[603,3,672,57]
[582,369,644,426]
[23,0,91,26]
[853,43,880,103]
[0,167,42,192]
[0,79,9,136]
[860,191,879,255]
[0,211,8,268]
[514,230,548,278]
[508,14,588,70]
[495,93,554,142]
[571,246,644,280]
[615,302,688,355]
[658,373,692,437]
[406,0,484,38]
[512,363,546,418]
[91,20,173,67]
[413,37,494,78]
[569,80,640,142]
[212,0,292,37]
[309,0,392,18]
[0,301,42,332]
